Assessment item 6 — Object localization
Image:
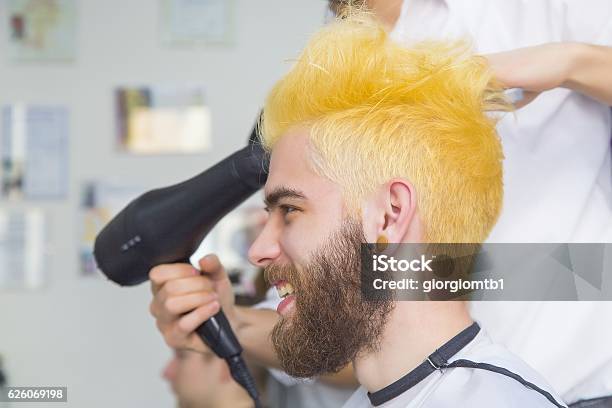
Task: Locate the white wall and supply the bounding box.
[0,1,327,406]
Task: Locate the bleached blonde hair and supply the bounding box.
[260,11,509,243]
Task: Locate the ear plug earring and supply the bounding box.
[376,235,388,253]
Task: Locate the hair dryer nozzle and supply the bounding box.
[93,143,268,286]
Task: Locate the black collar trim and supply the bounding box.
[367,322,481,406]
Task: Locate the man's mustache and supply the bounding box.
[264,263,299,286]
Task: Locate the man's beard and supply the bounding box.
[265,218,394,378]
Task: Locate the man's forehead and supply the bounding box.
[268,130,311,171]
[265,131,313,194]
[264,130,339,201]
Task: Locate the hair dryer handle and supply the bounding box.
[195,310,243,359]
[195,309,261,406]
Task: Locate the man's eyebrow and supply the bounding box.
[264,187,307,208]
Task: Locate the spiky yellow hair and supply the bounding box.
[260,11,509,243]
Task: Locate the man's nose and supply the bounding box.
[248,218,282,268]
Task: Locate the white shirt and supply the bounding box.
[342,323,565,408]
[390,0,612,402]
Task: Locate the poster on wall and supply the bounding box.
[6,0,77,62]
[115,85,212,155]
[79,182,144,276]
[0,208,47,290]
[1,105,69,200]
[160,0,234,46]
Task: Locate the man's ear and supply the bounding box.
[362,179,419,244]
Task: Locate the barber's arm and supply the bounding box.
[485,43,612,107]
[233,305,281,368]
[149,255,358,387]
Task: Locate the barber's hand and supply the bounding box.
[149,254,236,352]
[485,43,576,108]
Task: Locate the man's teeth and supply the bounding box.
[277,282,295,299]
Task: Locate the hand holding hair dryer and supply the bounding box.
[93,137,268,407]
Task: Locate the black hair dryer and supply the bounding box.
[93,140,268,407]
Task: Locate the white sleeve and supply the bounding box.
[562,0,612,45]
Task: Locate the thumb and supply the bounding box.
[198,254,228,282]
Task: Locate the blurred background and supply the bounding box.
[0,0,328,406]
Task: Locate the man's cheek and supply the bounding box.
[280,230,312,264]
[282,215,330,255]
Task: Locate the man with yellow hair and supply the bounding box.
[150,11,567,408]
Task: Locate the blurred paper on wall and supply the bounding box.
[1,104,69,200]
[190,195,266,298]
[6,0,77,62]
[160,0,234,45]
[79,182,144,276]
[115,85,212,154]
[0,208,47,290]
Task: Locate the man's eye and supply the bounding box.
[280,205,298,216]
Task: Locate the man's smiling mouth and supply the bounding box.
[273,280,296,315]
[275,280,295,298]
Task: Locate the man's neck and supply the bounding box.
[354,301,473,393]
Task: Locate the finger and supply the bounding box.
[152,277,216,323]
[198,254,227,282]
[149,263,199,294]
[159,291,219,320]
[159,276,215,298]
[176,301,221,335]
